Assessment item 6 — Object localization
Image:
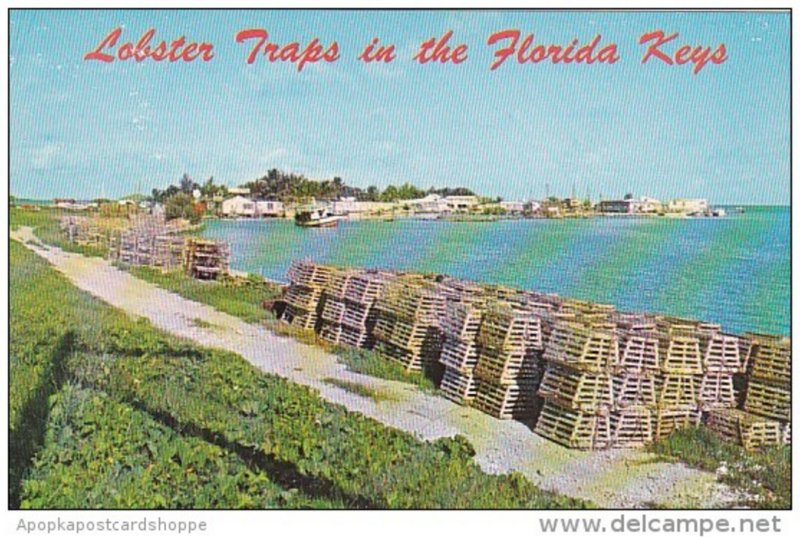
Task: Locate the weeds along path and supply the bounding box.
[12,228,741,508]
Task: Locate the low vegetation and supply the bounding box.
[322,378,396,403]
[10,207,107,257]
[10,240,587,509]
[127,266,282,323]
[22,385,343,508]
[650,427,790,509]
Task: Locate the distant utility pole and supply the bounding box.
[545,182,550,199]
[572,182,577,200]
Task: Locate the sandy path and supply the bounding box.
[12,228,741,508]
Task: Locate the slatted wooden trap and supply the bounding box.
[703,334,743,373]
[474,378,539,420]
[610,406,653,448]
[653,407,701,440]
[698,373,736,410]
[534,401,611,450]
[745,333,791,383]
[537,366,613,412]
[613,373,657,408]
[616,333,660,374]
[542,322,619,372]
[744,379,791,422]
[706,408,782,450]
[658,374,699,407]
[440,367,479,403]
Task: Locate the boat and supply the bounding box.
[294,205,342,228]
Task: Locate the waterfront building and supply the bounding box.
[221,195,256,217]
[667,198,709,214]
[256,200,284,217]
[500,200,526,213]
[444,195,479,212]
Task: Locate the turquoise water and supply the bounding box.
[202,207,790,336]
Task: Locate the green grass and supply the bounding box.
[332,347,438,393]
[127,265,282,323]
[11,207,107,257]
[10,240,588,509]
[649,426,790,509]
[322,378,396,403]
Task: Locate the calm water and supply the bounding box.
[203,207,790,336]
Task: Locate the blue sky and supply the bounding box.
[10,10,790,203]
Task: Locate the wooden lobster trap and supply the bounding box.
[338,325,373,349]
[745,333,791,385]
[616,332,660,374]
[476,303,544,353]
[706,408,782,450]
[340,300,375,331]
[284,285,324,312]
[324,270,357,300]
[345,272,393,305]
[440,366,479,404]
[697,373,736,410]
[439,337,480,372]
[286,260,338,289]
[542,322,619,372]
[660,336,703,374]
[653,406,701,440]
[473,345,541,385]
[613,373,657,409]
[744,379,791,422]
[319,320,345,346]
[537,366,613,412]
[441,302,483,340]
[703,334,743,374]
[280,304,318,331]
[658,374,699,408]
[534,401,612,450]
[474,378,539,420]
[610,406,653,448]
[320,295,347,324]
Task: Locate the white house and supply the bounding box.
[403,194,450,213]
[228,187,251,196]
[221,195,256,217]
[500,200,526,213]
[256,200,284,217]
[444,195,479,212]
[667,198,708,214]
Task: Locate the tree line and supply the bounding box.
[147,170,477,222]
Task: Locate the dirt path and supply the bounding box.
[12,228,742,508]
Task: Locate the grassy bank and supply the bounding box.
[11,207,108,257]
[650,427,790,509]
[10,240,587,509]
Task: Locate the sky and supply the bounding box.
[9,9,790,204]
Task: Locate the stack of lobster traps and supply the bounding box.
[606,314,660,448]
[372,275,445,372]
[184,238,230,280]
[652,317,705,440]
[711,333,792,449]
[437,279,488,404]
[281,260,338,330]
[319,269,394,348]
[697,326,741,412]
[473,301,546,420]
[535,318,618,449]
